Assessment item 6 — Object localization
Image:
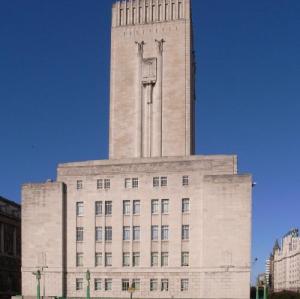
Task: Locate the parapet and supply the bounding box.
[112,0,191,27]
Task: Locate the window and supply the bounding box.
[97,179,103,189]
[161,199,169,214]
[161,279,168,291]
[132,279,140,291]
[133,252,140,267]
[95,278,102,291]
[104,179,110,189]
[182,198,190,213]
[76,227,84,242]
[132,178,139,188]
[178,1,183,18]
[161,176,167,187]
[181,279,189,291]
[122,279,130,291]
[105,226,112,241]
[150,279,158,291]
[133,226,140,241]
[95,252,102,266]
[123,200,130,215]
[161,252,168,267]
[161,225,169,241]
[105,253,112,267]
[182,175,189,186]
[105,201,112,215]
[76,253,83,267]
[123,252,130,267]
[133,200,140,215]
[151,252,158,267]
[125,178,132,188]
[158,4,162,21]
[123,226,130,241]
[76,202,84,216]
[181,252,189,266]
[76,180,83,190]
[76,278,83,290]
[95,201,102,216]
[151,225,159,240]
[95,227,102,242]
[182,225,189,240]
[151,199,159,214]
[153,177,159,187]
[105,278,112,291]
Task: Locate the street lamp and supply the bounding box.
[86,269,91,299]
[128,283,135,299]
[32,270,41,299]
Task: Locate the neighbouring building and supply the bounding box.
[273,229,300,293]
[21,1,252,299]
[0,196,21,298]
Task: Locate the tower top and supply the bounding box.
[112,0,191,28]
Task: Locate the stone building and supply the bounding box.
[0,196,21,298]
[273,229,300,293]
[22,1,252,299]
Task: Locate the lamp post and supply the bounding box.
[33,270,41,299]
[128,283,135,299]
[86,269,91,299]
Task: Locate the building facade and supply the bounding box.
[22,1,252,299]
[0,196,21,298]
[273,229,300,293]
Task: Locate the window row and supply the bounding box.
[76,278,189,292]
[76,198,190,217]
[76,176,189,190]
[76,225,189,242]
[76,251,189,268]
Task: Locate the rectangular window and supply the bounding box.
[182,225,189,240]
[182,198,190,213]
[97,179,103,189]
[161,176,168,187]
[123,200,130,215]
[151,199,159,214]
[182,175,189,186]
[181,252,189,266]
[105,201,112,215]
[161,252,168,267]
[161,225,169,240]
[139,7,142,23]
[95,252,102,266]
[95,278,101,291]
[165,4,168,20]
[122,279,130,291]
[76,180,83,190]
[76,202,84,216]
[152,5,155,21]
[161,279,169,291]
[181,279,189,291]
[151,252,158,267]
[133,252,140,267]
[76,227,84,242]
[171,2,175,20]
[120,9,123,25]
[76,252,83,267]
[105,253,112,267]
[133,200,140,215]
[132,7,136,24]
[104,179,110,189]
[150,279,158,291]
[123,226,130,241]
[161,199,169,214]
[133,226,140,241]
[132,279,140,291]
[105,226,112,241]
[158,4,162,21]
[76,278,83,290]
[126,8,129,25]
[132,178,139,188]
[151,225,159,240]
[95,201,102,216]
[123,252,130,267]
[145,6,149,23]
[95,227,102,242]
[153,177,159,187]
[105,278,112,291]
[125,178,132,188]
[178,1,183,18]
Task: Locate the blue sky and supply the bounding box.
[0,0,299,284]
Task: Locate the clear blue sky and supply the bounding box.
[0,0,299,284]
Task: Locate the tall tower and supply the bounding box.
[109,0,195,159]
